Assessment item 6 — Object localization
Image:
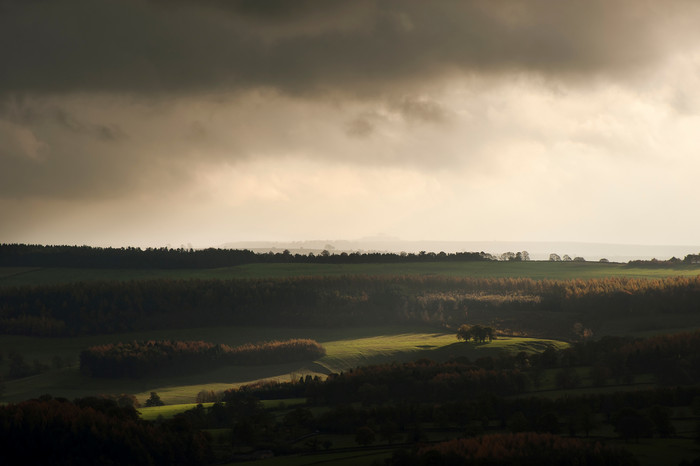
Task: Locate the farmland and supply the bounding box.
[2,260,700,289]
[0,324,567,404]
[3,250,700,465]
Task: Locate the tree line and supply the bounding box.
[0,243,492,268]
[80,339,325,378]
[202,358,531,406]
[2,275,700,337]
[628,253,700,267]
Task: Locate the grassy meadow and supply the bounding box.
[138,398,306,421]
[0,324,568,405]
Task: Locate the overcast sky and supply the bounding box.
[2,0,700,248]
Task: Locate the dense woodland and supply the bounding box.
[80,339,326,378]
[2,275,699,338]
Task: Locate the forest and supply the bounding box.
[1,274,699,338]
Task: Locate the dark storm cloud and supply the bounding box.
[345,116,375,138]
[2,0,699,204]
[1,0,697,96]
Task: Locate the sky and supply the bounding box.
[2,0,700,249]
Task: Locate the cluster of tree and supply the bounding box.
[0,243,493,268]
[686,254,700,264]
[0,395,211,466]
[456,324,495,342]
[627,253,700,267]
[549,254,587,262]
[497,251,531,261]
[3,275,700,338]
[80,339,325,378]
[399,432,638,466]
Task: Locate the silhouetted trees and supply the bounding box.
[0,243,493,269]
[403,433,639,466]
[457,324,495,343]
[145,392,165,407]
[0,396,211,465]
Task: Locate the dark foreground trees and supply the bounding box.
[394,432,639,466]
[0,396,211,466]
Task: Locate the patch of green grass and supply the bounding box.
[1,261,699,288]
[139,402,214,421]
[316,333,566,374]
[138,398,306,421]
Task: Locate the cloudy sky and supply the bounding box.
[2,0,700,248]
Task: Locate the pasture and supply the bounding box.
[0,325,567,405]
[138,399,306,421]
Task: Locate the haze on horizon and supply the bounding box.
[2,0,700,249]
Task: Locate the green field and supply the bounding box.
[0,325,568,405]
[1,261,699,288]
[138,398,306,421]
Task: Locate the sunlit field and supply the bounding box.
[0,325,567,405]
